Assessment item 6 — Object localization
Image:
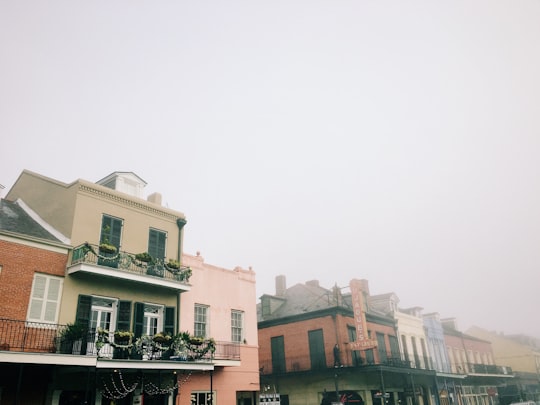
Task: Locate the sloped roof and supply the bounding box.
[0,199,65,243]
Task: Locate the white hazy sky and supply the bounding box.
[1,1,540,338]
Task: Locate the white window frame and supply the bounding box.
[27,273,63,324]
[190,391,215,405]
[194,304,209,338]
[231,310,244,343]
[143,303,164,336]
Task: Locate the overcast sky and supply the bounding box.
[1,0,539,339]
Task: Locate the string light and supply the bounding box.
[100,370,139,400]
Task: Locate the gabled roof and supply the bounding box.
[0,198,68,243]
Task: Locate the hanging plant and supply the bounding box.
[99,243,117,254]
[135,252,153,263]
[166,259,181,269]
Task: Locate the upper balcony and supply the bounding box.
[453,362,513,377]
[67,243,192,292]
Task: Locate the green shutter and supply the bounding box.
[148,229,166,260]
[76,295,92,329]
[164,306,175,335]
[116,301,132,332]
[308,329,326,370]
[100,215,122,248]
[271,336,286,373]
[134,302,144,338]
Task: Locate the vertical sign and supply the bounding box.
[349,279,377,350]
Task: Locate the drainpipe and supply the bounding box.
[176,218,187,262]
[176,218,187,334]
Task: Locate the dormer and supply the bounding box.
[96,172,147,199]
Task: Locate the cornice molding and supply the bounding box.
[78,184,183,222]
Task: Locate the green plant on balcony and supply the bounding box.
[99,243,117,254]
[59,322,88,354]
[152,332,172,345]
[114,330,134,343]
[96,328,110,355]
[135,252,153,263]
[166,259,180,269]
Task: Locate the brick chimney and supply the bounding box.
[276,275,286,296]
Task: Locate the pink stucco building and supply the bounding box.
[178,252,260,405]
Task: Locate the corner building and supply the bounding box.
[258,276,514,405]
[2,169,259,405]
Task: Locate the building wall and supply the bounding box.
[444,332,494,374]
[179,252,260,405]
[0,236,67,320]
[467,326,539,374]
[396,311,429,368]
[70,181,184,256]
[423,314,452,373]
[7,170,187,261]
[6,170,78,238]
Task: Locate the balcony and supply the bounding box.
[0,318,240,367]
[461,362,513,376]
[259,350,435,375]
[68,243,192,291]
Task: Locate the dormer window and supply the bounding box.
[96,172,147,199]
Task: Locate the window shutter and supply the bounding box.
[148,229,166,260]
[116,301,132,332]
[76,295,92,329]
[134,302,144,338]
[164,306,175,335]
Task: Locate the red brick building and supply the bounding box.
[0,198,70,403]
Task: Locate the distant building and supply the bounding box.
[466,326,540,404]
[258,275,515,405]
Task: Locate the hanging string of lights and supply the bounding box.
[100,370,140,400]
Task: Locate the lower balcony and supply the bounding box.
[0,318,240,366]
[67,243,192,291]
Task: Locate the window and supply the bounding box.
[271,335,286,373]
[143,304,163,336]
[231,310,244,343]
[27,274,63,323]
[191,391,215,405]
[194,304,208,338]
[308,329,326,370]
[347,325,363,366]
[100,215,123,248]
[148,228,166,261]
[376,332,387,362]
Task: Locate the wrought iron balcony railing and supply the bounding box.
[259,352,435,375]
[451,362,513,376]
[0,318,239,363]
[70,243,192,284]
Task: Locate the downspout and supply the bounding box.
[176,218,187,334]
[176,218,187,263]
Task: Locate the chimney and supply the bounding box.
[147,192,162,206]
[441,318,458,331]
[333,284,343,306]
[276,275,286,296]
[306,280,320,288]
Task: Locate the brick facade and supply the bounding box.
[0,239,67,320]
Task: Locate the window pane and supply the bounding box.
[231,310,243,343]
[194,305,208,337]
